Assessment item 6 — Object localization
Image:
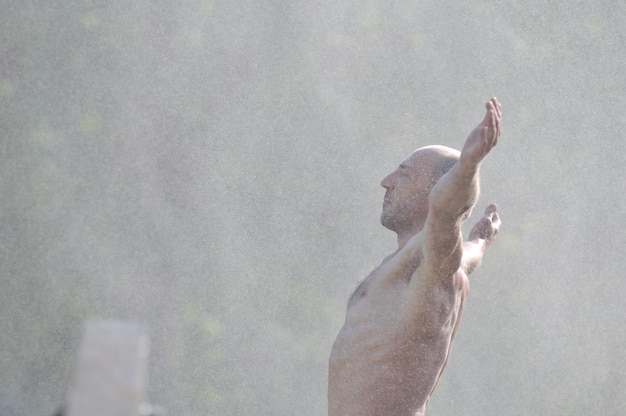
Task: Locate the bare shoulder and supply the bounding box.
[374,232,426,285]
[370,226,462,288]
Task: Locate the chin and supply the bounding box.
[380,214,396,232]
[380,214,388,228]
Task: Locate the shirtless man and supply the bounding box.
[329,98,502,416]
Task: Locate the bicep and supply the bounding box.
[401,210,464,326]
[420,210,464,278]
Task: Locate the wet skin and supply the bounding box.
[329,98,502,416]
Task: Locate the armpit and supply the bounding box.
[403,271,467,337]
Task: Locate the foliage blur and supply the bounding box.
[1,1,625,415]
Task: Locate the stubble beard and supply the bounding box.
[380,207,404,233]
[381,199,426,235]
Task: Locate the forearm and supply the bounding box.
[430,98,499,219]
[429,160,480,220]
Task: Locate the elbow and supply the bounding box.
[428,188,476,220]
[427,167,480,219]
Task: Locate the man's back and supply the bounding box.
[328,232,469,416]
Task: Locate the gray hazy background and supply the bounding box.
[1,1,625,415]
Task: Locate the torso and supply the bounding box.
[328,236,469,416]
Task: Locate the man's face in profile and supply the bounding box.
[380,151,432,232]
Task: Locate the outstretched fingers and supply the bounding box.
[488,97,502,146]
[483,99,501,148]
[484,203,498,217]
[484,203,501,234]
[468,204,501,244]
[460,97,502,166]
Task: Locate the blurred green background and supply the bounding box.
[1,1,625,415]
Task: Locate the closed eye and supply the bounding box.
[398,164,412,177]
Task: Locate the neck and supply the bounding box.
[396,222,423,249]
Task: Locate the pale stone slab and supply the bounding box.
[66,320,150,416]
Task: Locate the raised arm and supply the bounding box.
[429,98,501,220]
[462,204,501,275]
[399,98,501,335]
[423,98,502,276]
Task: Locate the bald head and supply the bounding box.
[404,145,460,189]
[380,145,460,235]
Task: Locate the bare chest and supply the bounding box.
[334,268,413,366]
[329,278,454,416]
[346,264,407,320]
[329,238,469,415]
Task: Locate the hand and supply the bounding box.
[460,98,501,166]
[468,204,501,249]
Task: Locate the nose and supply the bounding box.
[381,173,393,189]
